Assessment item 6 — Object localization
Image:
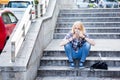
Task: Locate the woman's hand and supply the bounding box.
[60,37,73,46]
[74,29,85,39]
[79,33,85,39]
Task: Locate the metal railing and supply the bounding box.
[11,5,32,62]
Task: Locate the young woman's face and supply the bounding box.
[72,22,85,34]
[74,24,81,33]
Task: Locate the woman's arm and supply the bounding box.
[84,37,95,46]
[60,37,73,46]
[77,32,95,46]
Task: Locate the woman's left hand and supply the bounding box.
[78,33,85,39]
[75,29,85,39]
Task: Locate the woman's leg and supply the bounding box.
[64,43,74,63]
[76,42,91,67]
[80,42,91,63]
[64,43,76,67]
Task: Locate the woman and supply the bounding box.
[60,21,95,68]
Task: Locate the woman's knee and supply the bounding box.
[83,42,91,49]
[64,43,72,49]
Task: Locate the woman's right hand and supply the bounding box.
[74,29,85,39]
[73,34,77,39]
[74,29,81,38]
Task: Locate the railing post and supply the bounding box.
[11,42,15,62]
[35,4,38,18]
[40,3,43,17]
[30,9,32,20]
[22,24,25,37]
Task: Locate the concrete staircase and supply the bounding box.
[35,9,120,80]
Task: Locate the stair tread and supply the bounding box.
[59,12,120,14]
[41,56,120,61]
[57,22,120,23]
[54,33,120,34]
[56,27,120,29]
[38,66,120,71]
[60,9,120,13]
[58,17,120,19]
[36,76,120,80]
[44,39,120,51]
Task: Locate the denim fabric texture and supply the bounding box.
[64,42,91,63]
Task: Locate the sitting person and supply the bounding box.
[60,21,95,68]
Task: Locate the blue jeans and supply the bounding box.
[64,42,91,63]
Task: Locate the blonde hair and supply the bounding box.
[71,21,86,34]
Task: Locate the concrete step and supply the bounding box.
[57,17,120,22]
[42,39,120,67]
[55,27,120,33]
[60,9,120,13]
[37,39,120,78]
[40,56,120,67]
[53,33,120,39]
[43,51,120,57]
[58,12,120,17]
[44,39,120,51]
[35,76,120,80]
[38,66,120,77]
[56,22,120,28]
